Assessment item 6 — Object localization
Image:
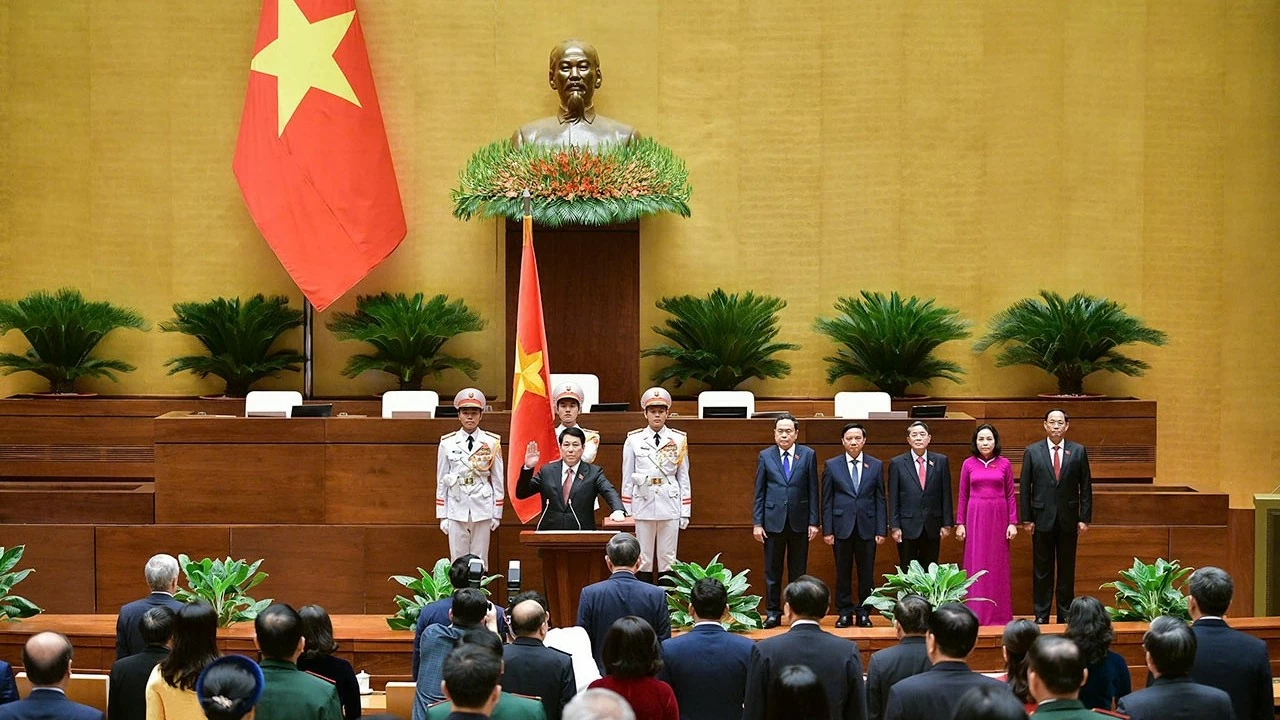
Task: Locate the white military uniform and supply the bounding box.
[621,425,691,573]
[436,428,505,566]
[555,423,600,463]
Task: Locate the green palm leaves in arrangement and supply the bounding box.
[642,289,799,391]
[0,545,43,621]
[662,555,763,632]
[159,295,305,398]
[327,292,487,391]
[0,288,148,394]
[174,554,272,627]
[385,558,500,631]
[1100,557,1192,622]
[864,561,988,620]
[974,291,1167,396]
[814,291,970,398]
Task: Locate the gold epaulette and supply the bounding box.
[627,427,646,436]
[482,430,501,441]
[668,427,687,436]
[439,430,461,441]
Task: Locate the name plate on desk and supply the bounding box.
[389,411,434,419]
[246,411,287,418]
[867,411,909,419]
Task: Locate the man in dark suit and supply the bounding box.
[1026,636,1095,718]
[888,421,954,569]
[0,659,15,705]
[822,423,886,628]
[576,532,671,670]
[502,596,577,720]
[1117,616,1233,720]
[114,553,184,659]
[517,427,626,531]
[865,595,932,720]
[752,413,820,629]
[414,555,510,677]
[1019,409,1092,624]
[0,632,103,720]
[440,645,503,720]
[108,606,174,720]
[1184,566,1272,720]
[661,577,753,720]
[883,603,1006,720]
[743,575,866,720]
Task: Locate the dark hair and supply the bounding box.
[140,606,176,646]
[1028,635,1085,696]
[773,413,798,430]
[765,665,830,720]
[161,601,220,691]
[951,685,1029,720]
[1002,619,1041,703]
[690,577,728,621]
[1045,408,1069,422]
[601,616,662,679]
[22,633,73,686]
[450,554,480,588]
[894,595,931,635]
[840,422,867,441]
[197,655,264,720]
[1144,616,1197,676]
[459,628,504,658]
[1064,596,1113,666]
[443,644,502,709]
[928,603,980,659]
[299,604,339,660]
[254,602,303,661]
[560,426,587,445]
[450,588,489,628]
[970,423,1003,458]
[783,575,829,620]
[907,421,930,435]
[1188,567,1233,617]
[511,590,549,611]
[606,533,641,567]
[510,598,548,637]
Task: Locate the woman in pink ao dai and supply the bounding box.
[955,423,1017,625]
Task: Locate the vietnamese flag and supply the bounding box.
[233,0,405,311]
[508,210,560,523]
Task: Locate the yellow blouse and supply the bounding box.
[144,664,206,720]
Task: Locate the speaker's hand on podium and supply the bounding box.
[523,441,539,469]
[609,510,626,523]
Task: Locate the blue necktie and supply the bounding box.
[782,451,791,479]
[850,459,860,494]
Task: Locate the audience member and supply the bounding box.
[196,655,264,720]
[883,603,1006,720]
[440,645,502,719]
[865,594,932,720]
[0,632,103,720]
[109,605,175,720]
[577,534,671,671]
[415,589,492,716]
[744,575,866,720]
[0,657,14,705]
[587,617,677,720]
[502,597,576,720]
[659,578,752,720]
[515,591,599,691]
[413,556,510,677]
[1116,616,1233,720]
[1184,567,1272,720]
[1025,636,1092,718]
[951,686,1028,720]
[426,630,544,720]
[117,554,185,659]
[1062,597,1128,711]
[765,665,829,720]
[146,601,220,720]
[254,603,342,720]
[298,604,361,719]
[563,689,635,720]
[999,619,1040,710]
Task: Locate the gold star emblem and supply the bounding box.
[250,0,362,136]
[512,342,547,407]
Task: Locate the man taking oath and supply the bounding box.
[752,413,819,629]
[518,427,626,531]
[436,388,505,567]
[622,387,691,584]
[888,421,954,568]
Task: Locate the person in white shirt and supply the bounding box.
[436,388,505,567]
[553,382,601,463]
[620,387,691,584]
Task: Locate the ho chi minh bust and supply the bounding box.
[513,39,639,149]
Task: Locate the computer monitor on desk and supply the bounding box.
[589,402,629,413]
[702,406,749,419]
[435,406,460,419]
[291,404,333,418]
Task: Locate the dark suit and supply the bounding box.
[887,451,953,568]
[1116,675,1234,720]
[864,636,930,720]
[661,623,754,720]
[1019,439,1092,622]
[743,622,866,720]
[516,460,624,531]
[752,444,819,615]
[883,661,1007,720]
[576,571,671,670]
[0,687,104,720]
[114,592,183,659]
[502,636,576,720]
[1188,617,1272,720]
[107,644,168,720]
[0,661,16,705]
[822,453,886,617]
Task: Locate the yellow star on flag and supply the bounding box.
[512,342,547,407]
[250,0,362,136]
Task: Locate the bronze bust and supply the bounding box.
[513,39,639,148]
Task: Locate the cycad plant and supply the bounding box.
[973,291,1168,396]
[0,288,148,394]
[1100,558,1192,622]
[864,561,988,620]
[814,291,970,397]
[641,289,799,391]
[661,554,762,632]
[159,295,305,397]
[327,293,486,391]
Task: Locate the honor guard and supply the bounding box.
[552,381,601,463]
[621,387,691,582]
[436,388,505,568]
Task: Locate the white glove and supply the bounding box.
[679,517,689,530]
[490,518,500,531]
[609,510,626,523]
[439,519,450,535]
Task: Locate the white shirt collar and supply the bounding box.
[790,619,820,627]
[151,591,174,597]
[1198,615,1224,622]
[779,445,796,458]
[1046,438,1063,451]
[563,461,579,474]
[32,687,66,695]
[912,448,928,459]
[692,620,724,628]
[846,452,864,465]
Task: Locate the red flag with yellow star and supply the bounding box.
[233,0,404,312]
[508,211,559,523]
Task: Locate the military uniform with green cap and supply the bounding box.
[427,692,547,720]
[255,658,342,720]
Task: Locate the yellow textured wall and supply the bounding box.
[0,1,1277,506]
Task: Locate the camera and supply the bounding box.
[467,558,484,589]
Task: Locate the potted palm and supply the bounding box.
[159,295,305,398]
[0,288,148,395]
[813,291,970,398]
[327,292,486,391]
[641,288,799,391]
[973,291,1167,397]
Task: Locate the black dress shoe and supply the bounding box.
[1035,617,1050,625]
[834,614,854,628]
[856,613,874,628]
[763,615,781,629]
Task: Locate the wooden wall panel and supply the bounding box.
[0,482,153,524]
[94,526,231,613]
[0,526,96,613]
[362,526,454,615]
[155,444,325,523]
[325,445,434,525]
[1227,507,1254,616]
[230,526,366,614]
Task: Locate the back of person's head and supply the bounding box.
[1187,566,1233,617]
[511,590,550,611]
[1001,619,1041,704]
[449,554,480,589]
[197,654,264,720]
[459,627,504,658]
[563,688,637,720]
[145,553,180,592]
[442,644,502,710]
[690,577,728,621]
[1028,635,1085,698]
[605,533,641,568]
[894,594,931,635]
[601,616,661,679]
[141,605,177,646]
[162,601,220,691]
[299,604,338,661]
[951,685,1029,720]
[1063,595,1112,665]
[510,598,548,637]
[928,603,980,659]
[1144,615,1197,677]
[783,575,829,620]
[450,587,489,628]
[254,602,303,661]
[22,632,73,686]
[765,665,830,720]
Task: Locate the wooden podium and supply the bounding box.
[518,530,618,624]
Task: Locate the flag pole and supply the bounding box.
[303,297,314,399]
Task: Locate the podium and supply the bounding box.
[519,530,618,624]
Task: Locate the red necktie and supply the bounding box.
[1052,445,1061,482]
[562,466,575,503]
[917,456,927,490]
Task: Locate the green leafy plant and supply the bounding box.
[865,561,988,620]
[661,554,762,632]
[159,295,305,397]
[642,289,799,391]
[1100,557,1192,622]
[386,558,501,631]
[327,293,486,391]
[0,288,148,394]
[0,546,43,621]
[174,555,272,628]
[973,291,1168,396]
[814,291,970,398]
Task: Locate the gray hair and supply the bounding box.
[144,554,180,591]
[563,688,636,720]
